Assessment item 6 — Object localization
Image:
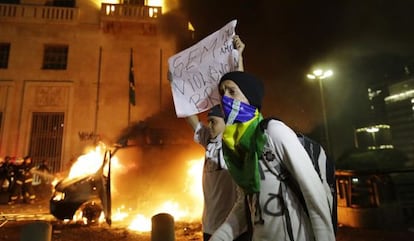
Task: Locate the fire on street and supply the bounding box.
[1,195,413,241]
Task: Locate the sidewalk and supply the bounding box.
[0,185,52,215]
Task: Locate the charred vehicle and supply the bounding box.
[49,120,196,225]
[50,148,112,225]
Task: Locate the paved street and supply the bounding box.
[1,190,414,241]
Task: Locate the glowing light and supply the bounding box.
[367,145,394,150]
[149,7,159,18]
[92,0,120,8]
[68,143,107,179]
[105,4,116,15]
[186,158,204,204]
[147,0,167,13]
[307,69,334,80]
[188,22,195,31]
[112,206,129,222]
[385,89,414,103]
[147,0,163,7]
[129,214,152,232]
[356,124,390,133]
[366,127,379,133]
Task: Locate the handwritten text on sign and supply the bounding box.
[168,20,238,117]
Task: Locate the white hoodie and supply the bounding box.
[210,119,335,241]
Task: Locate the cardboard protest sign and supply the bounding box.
[168,20,239,117]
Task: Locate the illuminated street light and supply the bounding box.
[307,69,333,155]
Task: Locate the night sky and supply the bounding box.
[176,0,414,159]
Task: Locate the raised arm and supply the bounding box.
[233,35,245,71]
[186,114,199,131]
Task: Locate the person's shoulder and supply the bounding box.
[264,118,297,142]
[264,118,288,131]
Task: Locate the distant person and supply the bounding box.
[34,159,53,199]
[9,156,36,204]
[8,157,23,204]
[0,157,7,192]
[0,156,14,193]
[37,159,52,183]
[209,71,335,241]
[21,156,36,203]
[37,159,51,173]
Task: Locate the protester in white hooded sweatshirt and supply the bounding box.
[209,71,335,241]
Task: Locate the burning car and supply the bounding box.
[50,146,112,225]
[49,121,204,229]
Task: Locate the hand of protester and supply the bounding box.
[233,35,245,71]
[233,35,245,55]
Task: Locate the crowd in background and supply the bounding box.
[0,156,51,204]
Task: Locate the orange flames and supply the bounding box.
[61,143,204,232]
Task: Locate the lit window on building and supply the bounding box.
[42,45,69,70]
[149,7,159,18]
[0,43,10,69]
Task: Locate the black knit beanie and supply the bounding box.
[207,104,224,118]
[219,71,264,110]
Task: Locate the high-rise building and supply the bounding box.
[0,0,191,172]
[353,83,393,151]
[385,78,414,161]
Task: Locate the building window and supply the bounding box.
[0,0,20,4]
[0,43,10,69]
[42,45,68,70]
[29,112,64,173]
[123,0,144,5]
[49,0,76,7]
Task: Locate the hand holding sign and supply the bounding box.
[168,20,239,117]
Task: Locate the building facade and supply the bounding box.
[335,77,414,229]
[0,0,190,172]
[385,78,414,161]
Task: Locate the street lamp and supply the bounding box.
[307,69,333,155]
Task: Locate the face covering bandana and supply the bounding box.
[221,97,266,194]
[222,95,257,125]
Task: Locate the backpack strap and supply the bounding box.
[259,118,308,205]
[260,122,306,241]
[261,147,296,241]
[297,133,322,181]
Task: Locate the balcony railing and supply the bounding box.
[0,3,79,23]
[100,3,161,23]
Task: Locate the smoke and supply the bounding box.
[110,132,203,221]
[115,103,192,146]
[111,93,203,219]
[158,8,194,51]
